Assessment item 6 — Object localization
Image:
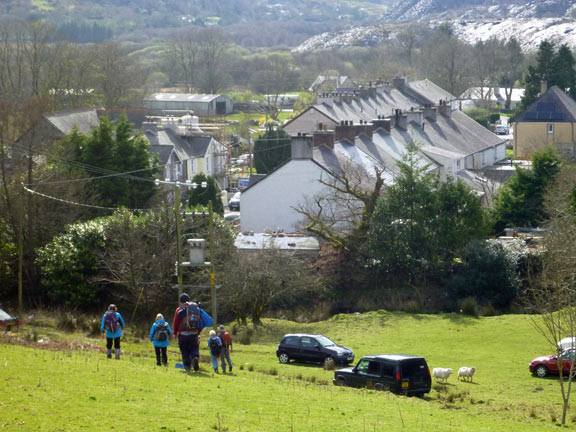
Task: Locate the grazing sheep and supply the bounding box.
[432,367,453,383]
[458,367,476,382]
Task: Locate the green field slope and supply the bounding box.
[0,311,571,431]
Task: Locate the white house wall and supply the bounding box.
[241,160,331,233]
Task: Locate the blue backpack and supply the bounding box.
[178,303,201,332]
[209,337,222,356]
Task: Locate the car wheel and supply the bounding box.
[324,356,335,368]
[278,353,290,364]
[335,376,347,387]
[374,383,384,391]
[534,365,548,378]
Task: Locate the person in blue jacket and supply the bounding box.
[100,304,125,360]
[149,313,172,366]
[207,329,222,373]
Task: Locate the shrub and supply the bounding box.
[459,297,479,317]
[237,327,253,345]
[56,313,78,332]
[447,239,524,310]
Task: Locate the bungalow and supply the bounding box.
[459,87,525,110]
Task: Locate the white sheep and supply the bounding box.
[458,366,476,382]
[432,367,453,383]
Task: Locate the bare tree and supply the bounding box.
[96,209,176,318]
[92,43,138,108]
[168,29,199,92]
[219,247,323,325]
[528,165,576,426]
[296,160,386,255]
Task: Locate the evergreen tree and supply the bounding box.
[187,173,224,215]
[521,41,576,108]
[491,147,562,232]
[253,125,291,174]
[368,145,486,283]
[67,114,158,210]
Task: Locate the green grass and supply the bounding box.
[0,310,572,431]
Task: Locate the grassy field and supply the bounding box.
[0,310,573,431]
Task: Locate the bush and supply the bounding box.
[489,112,501,123]
[447,239,525,310]
[237,326,253,345]
[56,313,78,332]
[459,297,479,317]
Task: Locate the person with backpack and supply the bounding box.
[149,313,172,367]
[172,293,213,372]
[207,329,222,373]
[100,304,125,360]
[218,324,233,373]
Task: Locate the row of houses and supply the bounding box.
[240,77,507,235]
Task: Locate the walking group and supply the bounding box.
[100,293,233,373]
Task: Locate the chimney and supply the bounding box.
[316,93,334,107]
[291,133,313,160]
[313,129,335,149]
[406,109,424,128]
[540,79,548,95]
[335,120,357,143]
[422,105,437,122]
[355,120,374,138]
[372,116,391,134]
[394,109,408,131]
[438,100,452,118]
[392,76,408,90]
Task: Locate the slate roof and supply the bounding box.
[143,128,212,161]
[515,86,576,123]
[149,145,175,166]
[44,108,100,135]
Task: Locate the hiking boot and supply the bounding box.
[229,366,232,372]
[193,357,199,371]
[107,349,112,359]
[214,368,219,373]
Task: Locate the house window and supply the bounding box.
[548,124,554,134]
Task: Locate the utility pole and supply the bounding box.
[17,191,23,312]
[175,185,183,297]
[208,200,217,328]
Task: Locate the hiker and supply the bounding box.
[100,304,125,360]
[207,329,222,373]
[218,324,233,373]
[172,293,213,372]
[149,313,172,367]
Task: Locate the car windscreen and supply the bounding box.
[315,335,336,347]
[400,359,428,376]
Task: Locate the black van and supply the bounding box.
[333,354,431,396]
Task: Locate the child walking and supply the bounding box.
[149,313,172,366]
[207,329,222,373]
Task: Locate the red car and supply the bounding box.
[530,349,576,377]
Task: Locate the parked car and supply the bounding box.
[558,337,576,350]
[276,334,354,367]
[494,124,510,135]
[0,308,20,331]
[228,192,240,211]
[530,348,576,377]
[333,354,432,396]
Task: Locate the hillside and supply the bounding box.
[0,310,570,431]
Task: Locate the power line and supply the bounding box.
[22,185,156,212]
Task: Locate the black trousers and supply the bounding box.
[106,337,120,349]
[155,347,168,365]
[178,334,199,368]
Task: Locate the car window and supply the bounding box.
[381,362,395,378]
[301,337,318,348]
[356,359,370,373]
[562,350,576,360]
[315,335,336,347]
[366,361,381,375]
[400,359,428,376]
[283,336,301,347]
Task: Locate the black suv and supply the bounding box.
[276,334,354,367]
[333,354,431,396]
